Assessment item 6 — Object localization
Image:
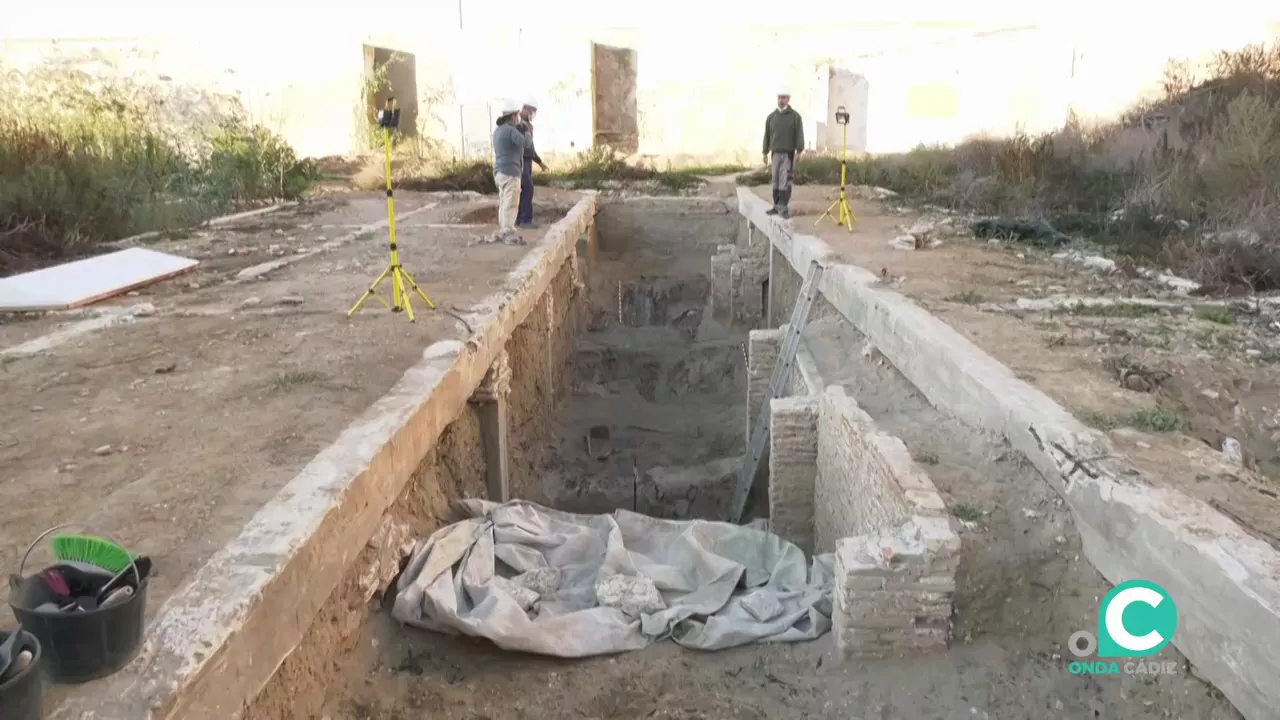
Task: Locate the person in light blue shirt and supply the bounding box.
[492,100,526,243]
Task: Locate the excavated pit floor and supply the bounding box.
[500,233,749,521]
[306,207,1241,720]
[534,299,745,519]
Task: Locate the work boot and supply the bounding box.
[765,189,779,215]
[516,221,540,229]
[777,189,792,219]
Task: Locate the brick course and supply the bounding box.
[769,396,820,554]
[833,516,960,659]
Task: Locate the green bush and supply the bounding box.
[206,117,317,202]
[0,62,313,276]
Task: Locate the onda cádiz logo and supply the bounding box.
[1067,580,1180,676]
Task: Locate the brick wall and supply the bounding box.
[746,331,960,661]
[746,329,783,441]
[833,515,960,658]
[710,226,769,327]
[813,385,960,659]
[768,396,820,554]
[815,387,915,552]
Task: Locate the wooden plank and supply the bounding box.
[0,248,198,312]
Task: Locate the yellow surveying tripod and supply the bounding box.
[815,105,857,232]
[348,96,435,322]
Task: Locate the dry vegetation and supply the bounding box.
[10,41,1280,291]
[0,57,317,276]
[397,145,745,195]
[740,41,1280,293]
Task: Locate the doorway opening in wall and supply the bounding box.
[761,279,769,321]
[363,45,420,145]
[590,43,639,153]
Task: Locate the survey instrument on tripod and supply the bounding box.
[815,105,857,233]
[348,96,436,322]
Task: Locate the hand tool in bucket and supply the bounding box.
[0,627,45,720]
[8,524,151,683]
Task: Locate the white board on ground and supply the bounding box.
[0,248,198,312]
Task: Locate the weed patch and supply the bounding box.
[951,502,983,523]
[0,58,314,276]
[1064,302,1166,319]
[912,448,940,465]
[268,370,328,391]
[944,291,985,304]
[1081,408,1180,432]
[1193,305,1233,324]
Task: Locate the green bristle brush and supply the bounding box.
[50,534,137,573]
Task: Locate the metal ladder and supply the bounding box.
[728,259,825,523]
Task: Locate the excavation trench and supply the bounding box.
[243,197,757,719]
[239,196,1234,720]
[527,269,745,519]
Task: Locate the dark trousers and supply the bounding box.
[517,161,534,225]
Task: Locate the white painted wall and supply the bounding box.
[5,8,1280,160]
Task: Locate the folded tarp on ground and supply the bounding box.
[391,499,834,657]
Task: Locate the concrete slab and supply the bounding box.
[0,248,198,311]
[738,187,1280,720]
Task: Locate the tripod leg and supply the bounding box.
[398,268,436,310]
[814,198,841,228]
[391,266,406,311]
[349,265,393,317]
[395,269,418,323]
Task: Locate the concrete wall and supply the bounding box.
[9,14,1280,160]
[823,69,870,153]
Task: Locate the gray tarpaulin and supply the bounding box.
[391,499,834,657]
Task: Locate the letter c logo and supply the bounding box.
[1098,580,1177,658]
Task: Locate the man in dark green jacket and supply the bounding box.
[762,88,804,218]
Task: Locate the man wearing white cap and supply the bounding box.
[762,88,804,219]
[491,100,526,244]
[516,97,549,229]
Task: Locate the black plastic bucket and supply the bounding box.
[7,526,149,684]
[0,629,44,720]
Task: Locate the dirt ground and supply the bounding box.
[0,188,579,706]
[752,184,1280,548]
